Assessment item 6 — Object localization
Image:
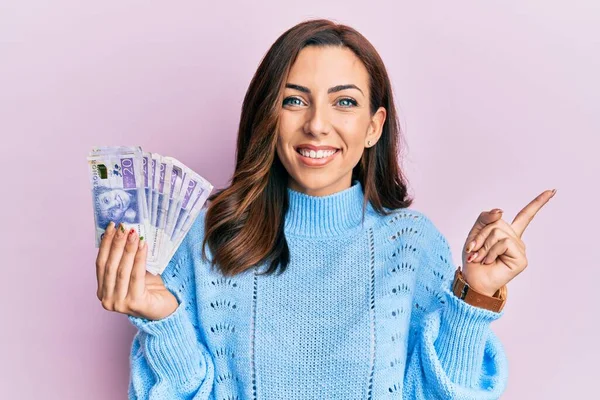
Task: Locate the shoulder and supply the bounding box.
[185,207,209,248]
[374,206,454,274]
[373,206,448,246]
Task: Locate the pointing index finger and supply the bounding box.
[511,189,556,238]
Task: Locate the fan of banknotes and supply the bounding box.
[87,146,213,275]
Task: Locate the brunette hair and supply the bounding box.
[201,18,413,277]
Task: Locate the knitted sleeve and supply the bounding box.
[403,215,509,399]
[126,211,215,399]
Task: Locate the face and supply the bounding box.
[276,45,386,197]
[98,188,131,221]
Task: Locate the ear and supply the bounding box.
[366,106,386,147]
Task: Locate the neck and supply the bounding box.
[284,179,369,238]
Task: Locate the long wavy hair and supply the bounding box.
[201,18,413,277]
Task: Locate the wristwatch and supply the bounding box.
[452,267,507,312]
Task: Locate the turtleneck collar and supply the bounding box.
[284,179,369,238]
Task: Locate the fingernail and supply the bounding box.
[466,240,476,253]
[106,221,115,231]
[467,252,478,262]
[116,223,125,236]
[139,237,146,248]
[551,188,557,197]
[491,208,503,214]
[127,228,136,242]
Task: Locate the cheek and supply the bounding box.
[278,114,299,138]
[345,144,365,165]
[339,131,368,165]
[276,119,297,154]
[275,137,291,167]
[338,121,367,148]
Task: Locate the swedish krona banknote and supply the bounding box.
[87,146,213,275]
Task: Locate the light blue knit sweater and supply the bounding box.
[127,179,508,399]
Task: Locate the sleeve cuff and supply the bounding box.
[434,286,503,387]
[127,293,207,386]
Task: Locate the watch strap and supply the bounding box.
[452,267,507,312]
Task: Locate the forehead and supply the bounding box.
[287,46,369,91]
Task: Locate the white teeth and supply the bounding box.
[298,149,337,159]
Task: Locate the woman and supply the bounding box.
[95,19,554,399]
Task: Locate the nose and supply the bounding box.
[304,101,331,136]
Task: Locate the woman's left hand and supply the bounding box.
[461,189,556,297]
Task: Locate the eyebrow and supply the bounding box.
[285,83,364,96]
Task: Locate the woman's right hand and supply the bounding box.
[96,222,179,321]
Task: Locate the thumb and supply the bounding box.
[478,208,504,226]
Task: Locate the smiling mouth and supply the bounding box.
[295,148,340,156]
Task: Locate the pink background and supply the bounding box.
[1,1,597,398]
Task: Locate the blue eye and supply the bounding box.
[283,97,305,106]
[282,96,358,107]
[338,98,358,107]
